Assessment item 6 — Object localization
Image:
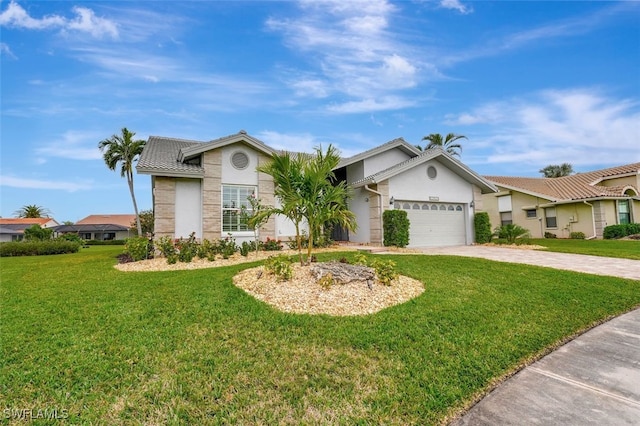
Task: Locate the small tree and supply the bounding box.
[539,163,573,178]
[243,194,271,257]
[383,210,410,247]
[474,212,492,243]
[23,224,53,241]
[493,224,530,244]
[14,204,51,218]
[130,209,154,236]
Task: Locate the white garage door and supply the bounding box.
[396,201,466,247]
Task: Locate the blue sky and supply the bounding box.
[1,0,639,222]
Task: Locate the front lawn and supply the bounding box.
[1,246,639,424]
[531,238,640,260]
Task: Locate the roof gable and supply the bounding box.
[485,162,640,201]
[178,130,275,162]
[336,137,421,170]
[76,214,136,227]
[352,147,497,193]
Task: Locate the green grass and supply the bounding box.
[531,238,640,260]
[1,246,639,425]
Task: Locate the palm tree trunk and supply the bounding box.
[127,170,142,235]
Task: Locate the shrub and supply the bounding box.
[23,224,53,241]
[474,212,492,244]
[603,223,640,239]
[175,232,198,263]
[125,236,152,261]
[84,239,125,245]
[318,273,335,290]
[197,239,219,261]
[156,236,177,258]
[383,210,409,248]
[544,232,557,239]
[371,259,398,286]
[56,233,84,244]
[240,241,252,257]
[263,237,283,251]
[220,236,237,259]
[0,241,81,257]
[570,231,586,240]
[264,255,293,281]
[493,224,530,244]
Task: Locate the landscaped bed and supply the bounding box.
[2,246,639,424]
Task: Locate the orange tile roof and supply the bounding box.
[485,162,640,201]
[0,218,54,225]
[76,214,137,227]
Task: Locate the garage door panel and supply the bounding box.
[396,201,466,247]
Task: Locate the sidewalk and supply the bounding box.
[451,308,640,425]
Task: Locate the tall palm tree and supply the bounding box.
[420,133,467,157]
[13,204,51,218]
[98,128,146,235]
[539,163,574,178]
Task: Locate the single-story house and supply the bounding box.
[137,130,497,247]
[54,214,136,240]
[0,218,59,242]
[482,163,640,239]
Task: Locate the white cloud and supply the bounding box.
[451,89,640,168]
[327,96,415,114]
[439,0,473,15]
[36,130,104,161]
[256,130,324,153]
[0,175,92,192]
[0,1,118,39]
[0,42,16,59]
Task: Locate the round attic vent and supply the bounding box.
[427,165,437,179]
[231,151,250,170]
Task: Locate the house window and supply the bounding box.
[80,233,92,240]
[618,200,631,224]
[500,211,512,226]
[525,209,537,219]
[545,207,557,228]
[95,232,116,240]
[222,185,256,232]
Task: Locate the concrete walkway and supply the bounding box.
[416,245,640,281]
[451,308,640,425]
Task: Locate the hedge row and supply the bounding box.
[603,223,640,240]
[0,241,82,257]
[84,239,126,245]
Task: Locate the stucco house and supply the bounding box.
[482,163,640,239]
[136,130,497,247]
[54,214,136,240]
[0,218,59,242]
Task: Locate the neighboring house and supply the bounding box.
[54,214,136,240]
[137,130,497,247]
[0,218,59,242]
[482,163,640,239]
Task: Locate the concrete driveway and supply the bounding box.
[416,245,640,281]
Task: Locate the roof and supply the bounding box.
[485,162,640,202]
[137,136,204,177]
[0,226,24,234]
[0,218,57,226]
[352,147,497,194]
[336,137,421,170]
[76,214,137,227]
[137,131,276,177]
[54,224,130,233]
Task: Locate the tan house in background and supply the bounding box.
[482,163,640,239]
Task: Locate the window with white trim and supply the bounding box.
[222,185,256,232]
[525,209,537,219]
[618,200,631,225]
[545,207,557,228]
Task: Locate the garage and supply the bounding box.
[396,201,467,247]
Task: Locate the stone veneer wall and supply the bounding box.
[257,153,276,239]
[154,176,176,238]
[202,150,222,241]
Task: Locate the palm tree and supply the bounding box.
[256,145,356,264]
[539,163,574,178]
[98,128,146,235]
[419,133,467,157]
[14,204,51,218]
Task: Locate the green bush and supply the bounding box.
[474,212,492,244]
[383,210,409,247]
[56,233,84,244]
[220,236,238,259]
[603,223,640,239]
[0,240,81,257]
[493,224,530,244]
[240,241,252,257]
[124,236,152,261]
[264,255,293,281]
[544,232,557,239]
[371,259,398,286]
[263,237,283,251]
[569,231,586,240]
[23,224,53,241]
[175,233,198,263]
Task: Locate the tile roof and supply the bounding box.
[137,136,204,176]
[0,218,55,225]
[76,214,137,227]
[54,224,130,233]
[485,162,640,201]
